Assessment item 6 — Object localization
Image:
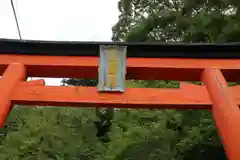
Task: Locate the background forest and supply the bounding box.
[1,0,240,159]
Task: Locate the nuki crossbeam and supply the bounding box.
[0,39,240,160]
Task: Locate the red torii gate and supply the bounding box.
[0,39,240,159]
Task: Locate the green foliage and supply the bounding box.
[0,81,226,160]
[1,0,239,159]
[62,79,97,87]
[112,0,240,43]
[110,0,238,159]
[62,79,113,143]
[0,107,105,160]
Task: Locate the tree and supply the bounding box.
[0,106,107,160]
[2,0,239,159]
[113,0,240,42]
[111,0,240,159]
[62,79,114,143]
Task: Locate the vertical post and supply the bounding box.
[0,63,26,127]
[201,68,240,160]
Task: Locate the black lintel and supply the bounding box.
[0,38,240,59]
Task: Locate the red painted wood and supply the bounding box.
[5,82,239,109]
[0,55,239,81]
[0,63,26,127]
[202,68,240,160]
[0,54,239,158]
[11,85,210,109]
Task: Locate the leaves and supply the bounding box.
[2,0,239,159]
[110,0,235,159]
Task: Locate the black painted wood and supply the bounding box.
[0,38,240,58]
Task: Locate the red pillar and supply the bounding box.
[0,63,26,127]
[201,68,240,160]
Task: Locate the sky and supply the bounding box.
[0,0,119,85]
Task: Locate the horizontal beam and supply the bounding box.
[1,55,240,81]
[1,39,240,58]
[9,82,240,109]
[11,84,211,109]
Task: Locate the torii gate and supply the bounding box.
[0,39,240,159]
